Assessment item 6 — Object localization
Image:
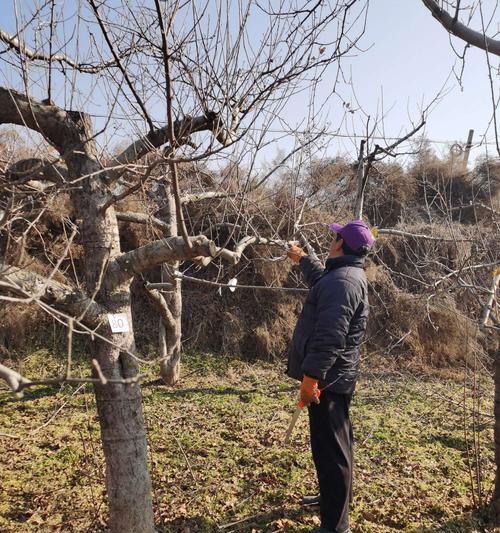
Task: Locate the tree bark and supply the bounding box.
[108,234,216,288]
[64,112,155,533]
[156,181,182,385]
[158,285,182,385]
[94,348,154,532]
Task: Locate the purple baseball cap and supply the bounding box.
[328,219,375,252]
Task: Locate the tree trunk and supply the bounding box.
[94,342,154,532]
[158,301,181,384]
[66,112,155,533]
[158,181,182,386]
[493,352,500,524]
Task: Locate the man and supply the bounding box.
[286,219,375,533]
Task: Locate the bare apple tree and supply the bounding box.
[0,1,369,531]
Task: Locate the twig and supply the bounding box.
[66,317,74,380]
[376,227,474,243]
[92,359,108,385]
[30,383,86,436]
[171,431,197,483]
[0,432,22,439]
[218,512,264,530]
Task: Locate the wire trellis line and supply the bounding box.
[146,271,310,293]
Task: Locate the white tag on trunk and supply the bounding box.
[107,313,130,333]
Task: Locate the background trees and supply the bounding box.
[420,0,500,519]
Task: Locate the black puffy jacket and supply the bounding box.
[286,254,369,394]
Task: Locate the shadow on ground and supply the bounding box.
[159,507,497,533]
[143,381,296,398]
[159,506,310,533]
[159,516,218,533]
[0,384,63,406]
[415,506,493,533]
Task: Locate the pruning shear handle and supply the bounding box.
[284,390,321,444]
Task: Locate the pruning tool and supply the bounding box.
[284,390,321,444]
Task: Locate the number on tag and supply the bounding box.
[107,313,130,333]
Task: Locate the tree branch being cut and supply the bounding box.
[107,235,217,287]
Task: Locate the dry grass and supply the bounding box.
[0,350,495,532]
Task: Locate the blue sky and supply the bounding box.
[332,0,498,160]
[1,1,498,166]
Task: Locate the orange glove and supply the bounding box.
[299,375,320,408]
[287,243,306,264]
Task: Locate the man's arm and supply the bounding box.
[299,255,324,287]
[301,277,360,380]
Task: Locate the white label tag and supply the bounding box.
[107,313,130,333]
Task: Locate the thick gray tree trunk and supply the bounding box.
[94,360,153,532]
[65,112,155,533]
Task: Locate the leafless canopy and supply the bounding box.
[0,2,369,532]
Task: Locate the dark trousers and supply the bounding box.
[308,392,353,533]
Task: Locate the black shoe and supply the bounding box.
[301,494,320,506]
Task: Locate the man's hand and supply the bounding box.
[287,242,307,264]
[299,375,320,407]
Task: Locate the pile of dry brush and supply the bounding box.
[1,132,498,373]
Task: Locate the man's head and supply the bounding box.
[328,219,375,258]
